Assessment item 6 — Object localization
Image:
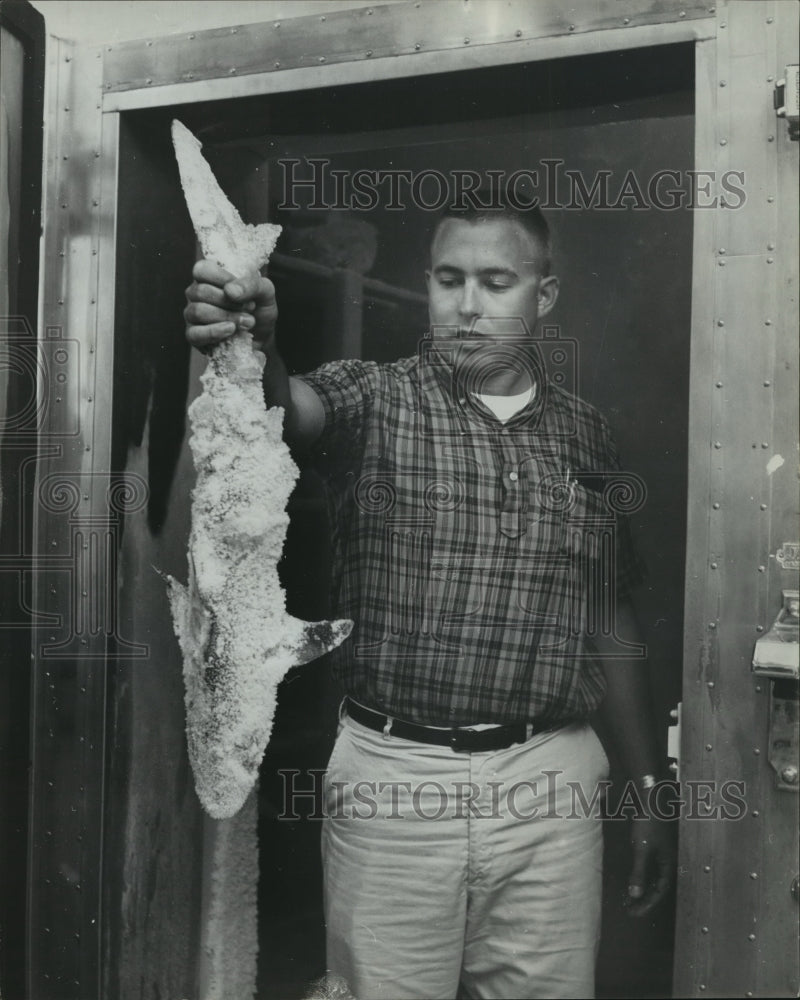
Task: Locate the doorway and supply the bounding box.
[110,41,694,999]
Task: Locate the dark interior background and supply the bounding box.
[111,43,693,999]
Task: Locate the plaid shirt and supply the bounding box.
[299,342,645,726]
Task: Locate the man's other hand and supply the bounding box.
[625,811,676,918]
[184,259,277,352]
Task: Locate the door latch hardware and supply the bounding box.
[753,592,799,792]
[774,65,799,141]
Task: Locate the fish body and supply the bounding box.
[168,120,352,819]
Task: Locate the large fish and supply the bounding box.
[167,120,352,819]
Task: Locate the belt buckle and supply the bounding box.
[449,727,478,753]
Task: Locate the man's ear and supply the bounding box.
[537,275,559,318]
[425,268,432,291]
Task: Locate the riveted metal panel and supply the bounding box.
[101,0,713,95]
[675,1,800,996]
[28,35,113,1000]
[715,2,779,256]
[102,18,714,115]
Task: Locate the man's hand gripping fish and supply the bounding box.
[167,120,352,819]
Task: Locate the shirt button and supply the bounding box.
[508,471,519,482]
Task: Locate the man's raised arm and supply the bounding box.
[184,259,325,450]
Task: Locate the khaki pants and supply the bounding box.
[322,713,609,1000]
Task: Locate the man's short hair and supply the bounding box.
[432,187,553,277]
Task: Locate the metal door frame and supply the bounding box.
[30,2,798,996]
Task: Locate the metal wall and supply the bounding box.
[675,3,799,996]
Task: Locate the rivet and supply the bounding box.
[753,747,760,755]
[85,445,90,451]
[707,680,715,688]
[719,80,726,87]
[720,21,726,27]
[320,14,326,20]
[318,56,326,62]
[147,40,152,46]
[752,809,760,816]
[94,151,100,158]
[65,55,71,62]
[274,61,281,68]
[92,199,98,206]
[766,257,774,264]
[761,442,769,449]
[57,299,64,305]
[229,68,236,75]
[756,625,764,632]
[623,17,630,24]
[705,744,713,751]
[366,50,372,57]
[710,562,718,569]
[715,381,723,388]
[231,27,237,33]
[767,136,774,143]
[188,73,194,79]
[759,504,767,511]
[568,24,575,31]
[764,318,772,325]
[758,565,765,573]
[55,397,62,403]
[189,33,195,39]
[64,106,70,112]
[719,138,727,145]
[763,380,771,387]
[274,22,280,28]
[515,29,523,36]
[703,864,711,872]
[749,872,758,880]
[746,992,754,997]
[712,502,720,510]
[701,926,709,933]
[464,37,470,44]
[415,42,421,49]
[718,247,726,255]
[708,621,716,629]
[367,7,373,12]
[767,75,774,82]
[766,244,775,251]
[714,441,722,449]
[679,9,686,16]
[766,16,773,23]
[767,196,774,203]
[87,396,93,403]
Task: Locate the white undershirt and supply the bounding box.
[475,384,535,423]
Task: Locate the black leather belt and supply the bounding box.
[344,698,563,753]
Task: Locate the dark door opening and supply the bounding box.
[110,41,694,999]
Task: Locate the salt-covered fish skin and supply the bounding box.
[167,120,352,819]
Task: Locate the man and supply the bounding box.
[184,193,673,999]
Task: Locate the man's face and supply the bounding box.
[425,217,559,340]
